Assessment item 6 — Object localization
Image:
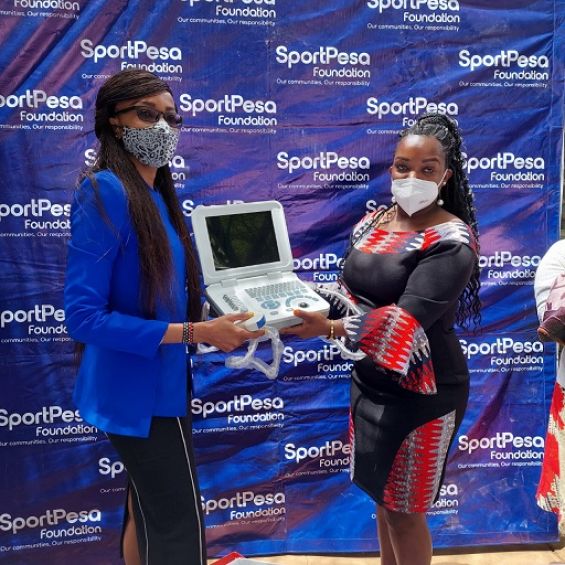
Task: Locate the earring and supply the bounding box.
[437,198,444,206]
[391,195,396,203]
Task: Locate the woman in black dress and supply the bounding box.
[282,113,480,565]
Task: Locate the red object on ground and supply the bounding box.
[212,552,245,564]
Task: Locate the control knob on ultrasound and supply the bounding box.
[287,296,318,310]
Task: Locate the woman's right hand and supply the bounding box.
[194,313,265,352]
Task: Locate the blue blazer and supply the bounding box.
[64,171,189,437]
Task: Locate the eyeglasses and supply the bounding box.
[113,105,183,128]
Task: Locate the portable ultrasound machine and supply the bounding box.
[191,200,330,331]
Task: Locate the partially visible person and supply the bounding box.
[282,113,480,565]
[534,239,565,532]
[65,69,262,565]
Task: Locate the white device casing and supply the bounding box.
[204,276,329,330]
[191,201,330,329]
[192,201,292,287]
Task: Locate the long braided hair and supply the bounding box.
[400,113,481,329]
[82,69,201,322]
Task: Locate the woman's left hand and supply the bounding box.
[279,309,330,340]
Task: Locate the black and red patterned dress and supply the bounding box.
[336,211,478,512]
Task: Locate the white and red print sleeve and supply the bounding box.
[343,306,436,394]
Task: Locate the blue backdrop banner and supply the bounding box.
[0,0,564,562]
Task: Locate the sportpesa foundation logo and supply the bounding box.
[10,0,81,20]
[276,151,371,189]
[367,0,460,11]
[12,0,80,8]
[366,0,462,32]
[179,93,277,128]
[465,151,545,189]
[285,438,351,475]
[293,253,344,284]
[478,251,540,286]
[0,507,102,543]
[0,197,70,246]
[80,39,183,75]
[275,46,372,87]
[457,432,544,469]
[0,89,84,131]
[459,336,543,372]
[180,0,277,24]
[0,198,70,233]
[201,490,286,523]
[191,394,285,430]
[458,49,550,87]
[0,405,98,447]
[366,96,458,129]
[0,302,69,347]
[282,343,352,376]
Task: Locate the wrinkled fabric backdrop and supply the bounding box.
[0,0,564,562]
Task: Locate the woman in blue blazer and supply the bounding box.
[65,70,261,565]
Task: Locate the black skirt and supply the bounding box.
[350,369,469,513]
[107,416,207,565]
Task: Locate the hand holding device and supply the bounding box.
[196,301,281,379]
[195,312,264,352]
[279,309,330,339]
[235,312,267,331]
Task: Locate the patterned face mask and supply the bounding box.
[121,120,180,168]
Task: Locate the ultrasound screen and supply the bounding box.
[206,211,280,270]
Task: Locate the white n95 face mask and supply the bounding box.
[391,171,447,217]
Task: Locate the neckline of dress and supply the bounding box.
[373,218,464,235]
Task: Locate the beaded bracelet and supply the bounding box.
[326,320,335,340]
[182,322,194,345]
